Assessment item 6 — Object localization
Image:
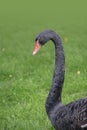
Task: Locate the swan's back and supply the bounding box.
[49,98,87,130]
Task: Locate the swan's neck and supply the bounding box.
[46,33,65,115]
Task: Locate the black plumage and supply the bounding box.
[33,30,87,130]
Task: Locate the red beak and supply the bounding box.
[32,40,41,55]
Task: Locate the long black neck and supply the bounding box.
[45,31,65,115]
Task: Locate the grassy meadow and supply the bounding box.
[0,1,87,130]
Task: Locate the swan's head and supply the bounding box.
[33,30,54,55]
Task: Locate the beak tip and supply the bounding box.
[32,51,36,55]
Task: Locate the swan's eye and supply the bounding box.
[35,36,40,41]
[35,37,42,45]
[35,38,38,41]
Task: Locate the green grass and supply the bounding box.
[0,0,87,130]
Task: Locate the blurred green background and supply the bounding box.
[0,0,87,130]
[0,0,87,28]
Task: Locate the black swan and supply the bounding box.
[32,30,87,130]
